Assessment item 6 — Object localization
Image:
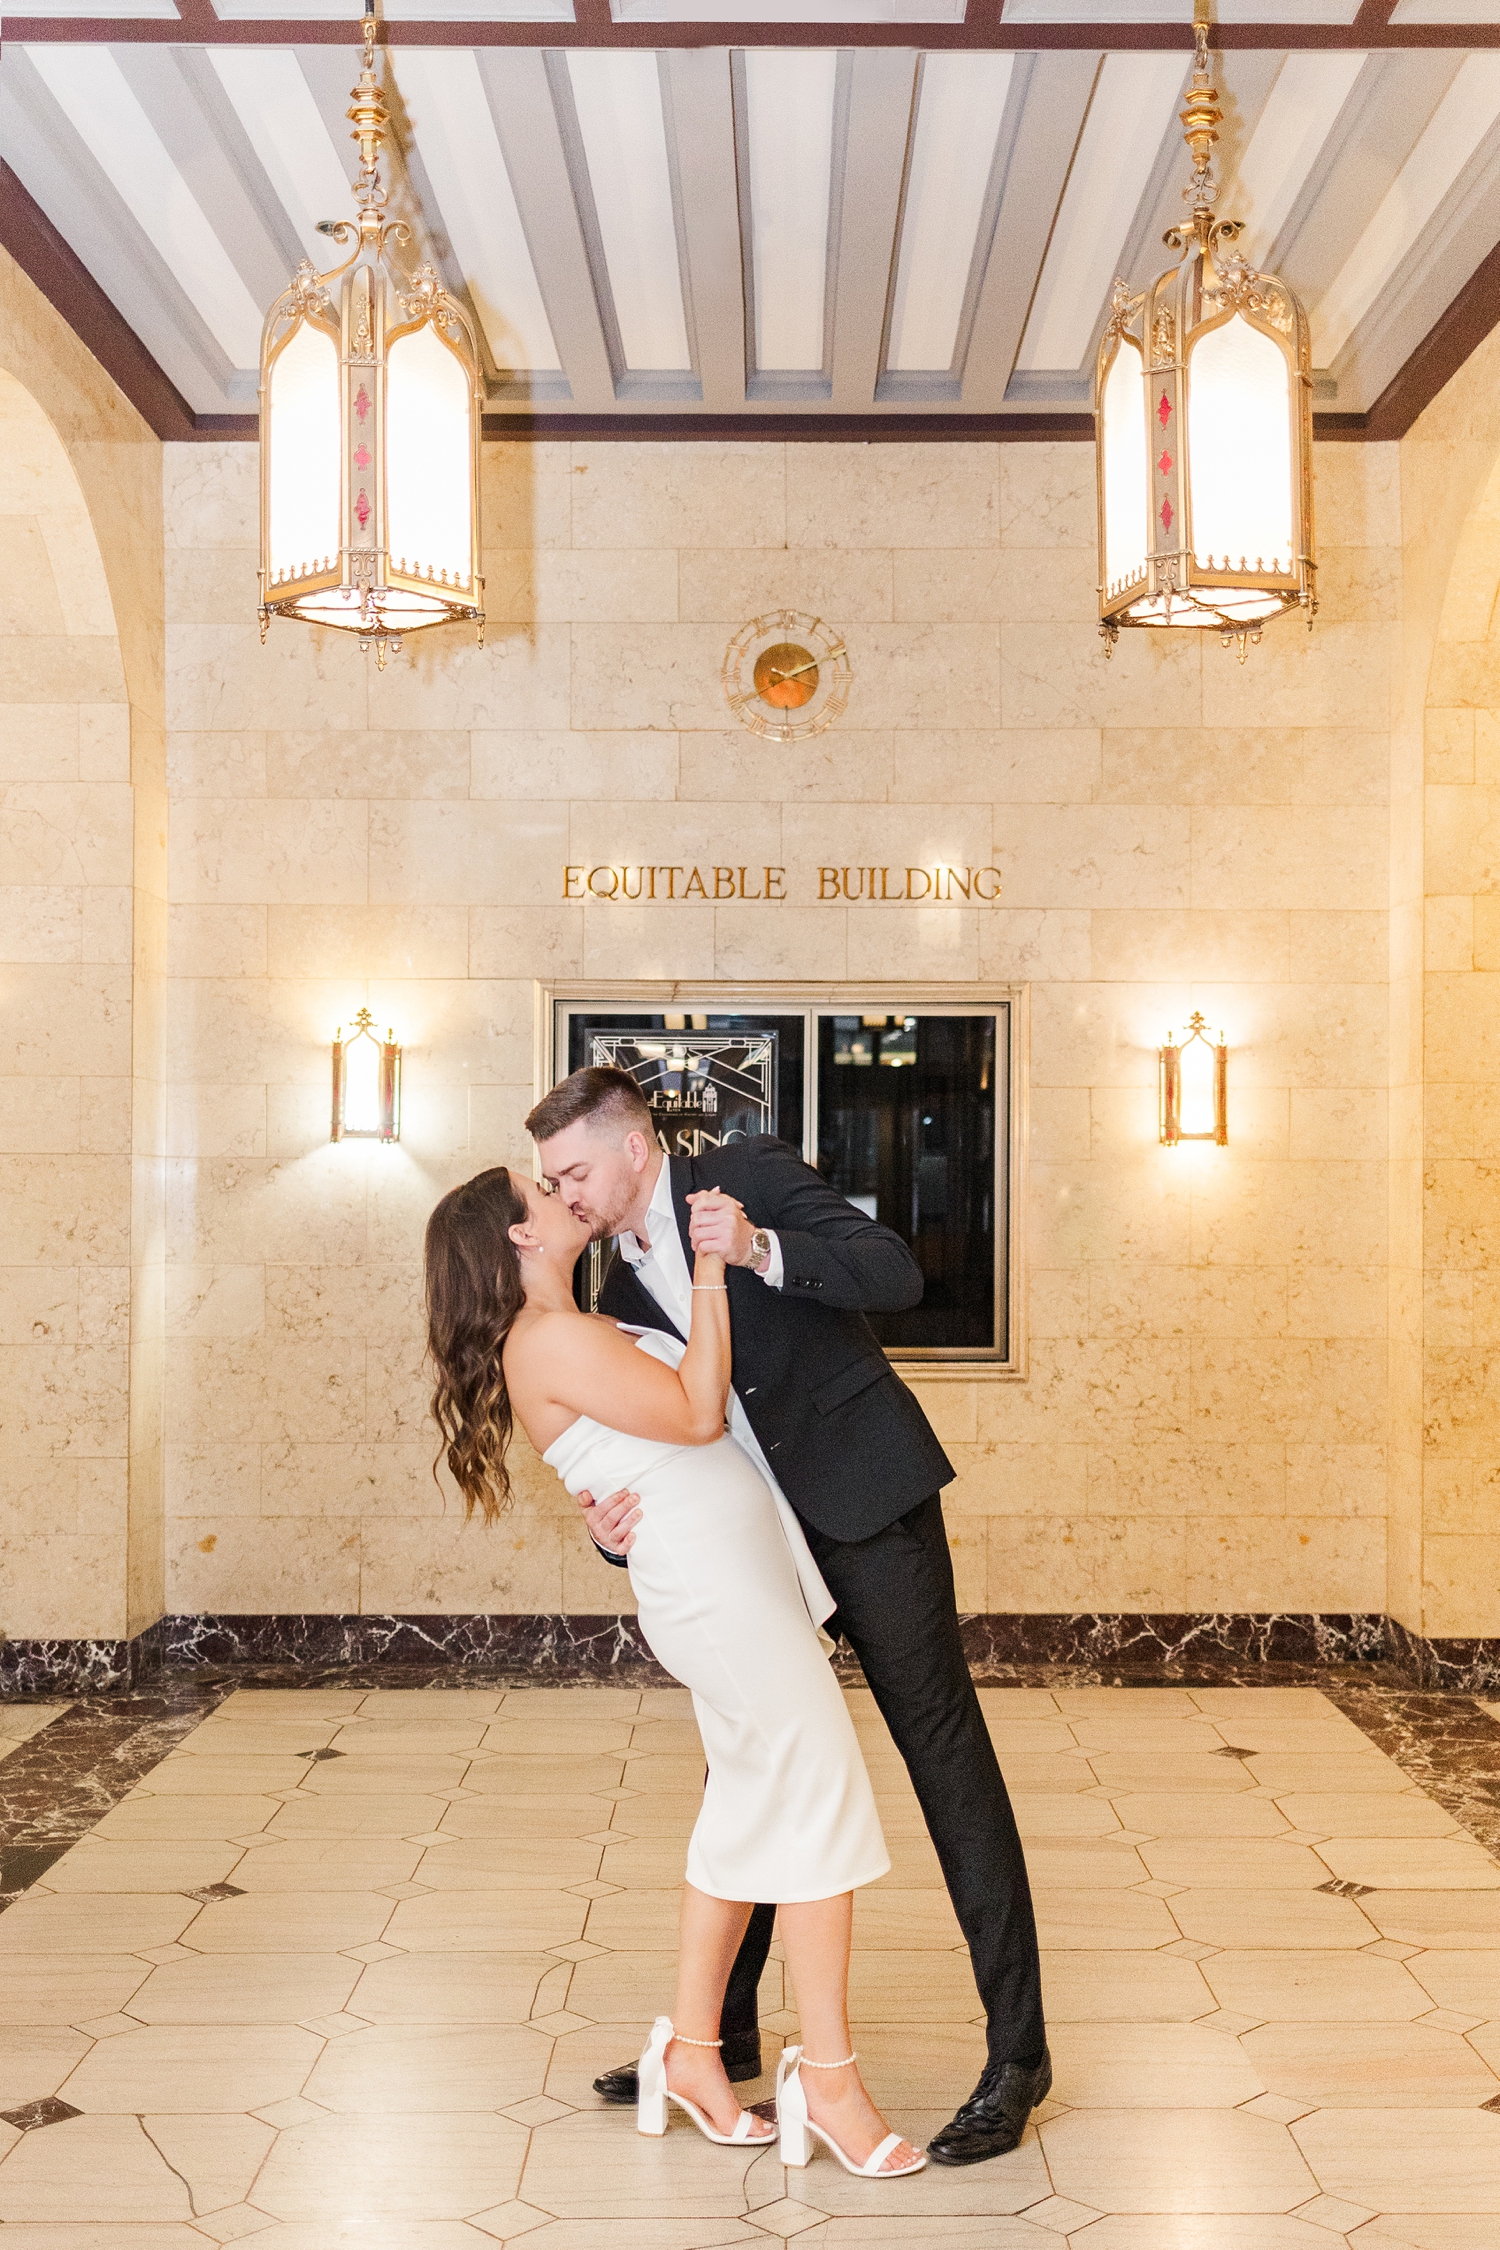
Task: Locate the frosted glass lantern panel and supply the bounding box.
[1187,314,1293,573]
[1179,1037,1217,1137]
[266,322,340,582]
[386,324,472,585]
[342,1032,381,1135]
[1101,337,1148,599]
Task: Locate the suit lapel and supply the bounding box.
[604,1255,686,1344]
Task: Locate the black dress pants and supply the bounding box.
[720,1491,1045,2070]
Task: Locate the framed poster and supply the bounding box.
[542,988,1018,1366]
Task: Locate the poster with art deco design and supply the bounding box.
[580,1027,778,1311]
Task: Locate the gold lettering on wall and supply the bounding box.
[564,864,1000,904]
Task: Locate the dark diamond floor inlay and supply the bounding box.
[298,1747,345,1761]
[1212,1745,1257,1760]
[1318,1877,1375,1898]
[0,2099,82,2132]
[182,1882,246,1902]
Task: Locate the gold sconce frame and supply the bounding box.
[1159,1010,1227,1145]
[332,1006,401,1142]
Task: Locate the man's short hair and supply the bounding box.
[525,1066,654,1146]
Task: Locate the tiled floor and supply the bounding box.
[0,1683,1498,2247]
[0,1705,70,1767]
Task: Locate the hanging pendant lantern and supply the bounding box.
[257,0,484,670]
[1095,0,1315,660]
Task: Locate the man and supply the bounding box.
[525,1065,1049,2165]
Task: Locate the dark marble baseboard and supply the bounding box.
[2,1610,1491,1696]
[165,1610,1393,1686]
[1384,1616,1500,1693]
[162,1612,675,1681]
[957,1611,1387,1679]
[0,1621,164,1696]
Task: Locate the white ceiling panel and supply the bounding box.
[24,44,265,368]
[205,48,353,263]
[566,50,692,371]
[615,1,961,18]
[744,46,840,373]
[1391,1,1500,18]
[16,0,177,14]
[8,29,1499,423]
[887,52,1013,373]
[1015,50,1185,372]
[1003,0,1360,17]
[1219,49,1366,262]
[211,1,573,17]
[1315,50,1500,362]
[394,48,563,374]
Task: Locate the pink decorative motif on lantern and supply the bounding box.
[355,386,371,423]
[1160,497,1174,532]
[1158,451,1172,477]
[355,489,371,530]
[354,445,371,470]
[1157,392,1171,428]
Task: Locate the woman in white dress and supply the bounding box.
[424,1164,924,2178]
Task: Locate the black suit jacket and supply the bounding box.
[595,1136,954,1546]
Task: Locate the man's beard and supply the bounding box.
[572,1184,637,1243]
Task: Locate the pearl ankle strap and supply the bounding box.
[800,2051,858,2068]
[671,2033,722,2047]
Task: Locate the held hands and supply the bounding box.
[686,1187,755,1267]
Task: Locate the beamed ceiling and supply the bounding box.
[4,3,1500,440]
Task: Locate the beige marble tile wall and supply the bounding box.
[0,372,134,1640]
[162,435,1401,1624]
[1397,322,1500,1642]
[0,250,167,1651]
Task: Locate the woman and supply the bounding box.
[424,1165,924,2179]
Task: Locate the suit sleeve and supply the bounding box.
[733,1137,923,1314]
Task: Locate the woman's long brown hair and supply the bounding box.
[424,1165,530,1524]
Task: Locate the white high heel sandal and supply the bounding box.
[775,2045,927,2178]
[635,2016,775,2146]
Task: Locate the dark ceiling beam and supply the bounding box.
[0,159,201,439]
[1332,231,1500,442]
[8,16,1500,50]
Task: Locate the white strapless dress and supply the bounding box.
[544,1328,889,1903]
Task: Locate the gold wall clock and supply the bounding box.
[722,612,852,743]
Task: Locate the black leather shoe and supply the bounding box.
[592,2036,764,2105]
[926,2048,1052,2165]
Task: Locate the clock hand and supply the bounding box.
[772,648,844,682]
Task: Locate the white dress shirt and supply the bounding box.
[612,1159,836,1631]
[615,1158,781,1483]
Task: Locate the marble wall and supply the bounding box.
[159,433,1401,1623]
[0,243,166,1650]
[1393,321,1500,1646]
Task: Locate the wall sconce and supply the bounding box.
[1160,1012,1227,1146]
[332,1008,400,1142]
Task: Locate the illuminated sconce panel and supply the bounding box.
[332,1007,400,1142]
[1159,1011,1226,1146]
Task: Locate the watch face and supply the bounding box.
[722,611,852,743]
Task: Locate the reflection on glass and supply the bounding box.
[342,1035,381,1134]
[564,1010,807,1311]
[1178,1033,1218,1138]
[817,1013,1000,1355]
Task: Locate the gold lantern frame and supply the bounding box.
[332,1007,401,1143]
[1159,1012,1227,1147]
[1095,1,1316,659]
[257,3,484,669]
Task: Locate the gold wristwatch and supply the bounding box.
[747,1228,773,1275]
